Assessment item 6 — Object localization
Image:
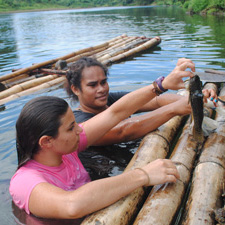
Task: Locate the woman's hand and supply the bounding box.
[202,88,218,106]
[141,159,180,186]
[162,58,195,90]
[170,89,218,115]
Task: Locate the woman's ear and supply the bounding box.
[71,85,80,97]
[39,135,52,149]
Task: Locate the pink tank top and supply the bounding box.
[9,125,90,214]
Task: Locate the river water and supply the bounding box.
[0,5,224,225]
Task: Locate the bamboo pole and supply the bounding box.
[94,36,138,59]
[66,45,109,64]
[0,34,128,83]
[107,34,128,47]
[3,75,38,89]
[0,35,161,105]
[97,38,150,62]
[133,83,217,225]
[0,75,58,100]
[80,91,187,225]
[1,74,30,87]
[133,118,198,225]
[205,69,225,75]
[101,37,161,65]
[181,86,225,225]
[0,76,65,106]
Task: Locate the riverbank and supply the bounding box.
[1,5,224,16]
[0,6,81,14]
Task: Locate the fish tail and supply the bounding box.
[193,128,204,144]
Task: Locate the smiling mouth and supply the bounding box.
[96,94,107,100]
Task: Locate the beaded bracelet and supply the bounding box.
[152,76,168,96]
[135,168,151,186]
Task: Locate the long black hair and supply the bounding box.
[16,96,69,169]
[66,57,108,101]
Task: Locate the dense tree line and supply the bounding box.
[0,0,154,10]
[0,0,224,14]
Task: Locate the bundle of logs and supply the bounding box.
[1,34,225,224]
[0,34,161,105]
[81,83,225,225]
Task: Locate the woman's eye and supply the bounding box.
[68,126,74,131]
[101,79,107,85]
[89,83,97,87]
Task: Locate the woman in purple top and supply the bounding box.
[10,58,216,219]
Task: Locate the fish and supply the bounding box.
[188,75,204,143]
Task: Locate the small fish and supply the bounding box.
[188,75,204,143]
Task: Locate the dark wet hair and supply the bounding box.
[66,57,108,101]
[16,96,69,169]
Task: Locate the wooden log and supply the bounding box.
[97,38,150,62]
[66,45,109,64]
[0,76,65,106]
[102,37,161,65]
[94,37,137,59]
[181,86,225,225]
[132,83,217,225]
[107,34,129,47]
[1,74,29,87]
[80,91,187,225]
[0,35,161,104]
[133,119,199,225]
[205,69,225,75]
[2,75,36,89]
[0,75,58,100]
[66,36,134,63]
[0,35,128,83]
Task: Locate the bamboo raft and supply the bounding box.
[1,34,225,224]
[81,82,225,225]
[0,34,161,105]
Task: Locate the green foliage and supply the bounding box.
[0,0,154,10]
[189,0,209,13]
[0,0,224,13]
[183,1,190,9]
[154,0,225,13]
[210,0,225,9]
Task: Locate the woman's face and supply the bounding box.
[76,66,109,110]
[51,107,83,155]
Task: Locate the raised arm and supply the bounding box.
[92,95,191,145]
[83,58,195,147]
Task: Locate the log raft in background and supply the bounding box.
[80,90,188,225]
[132,83,218,225]
[181,85,225,225]
[0,35,161,106]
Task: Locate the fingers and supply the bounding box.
[177,58,195,67]
[177,61,195,73]
[202,89,218,106]
[163,58,195,90]
[202,89,217,99]
[144,159,180,186]
[164,160,180,180]
[166,168,180,180]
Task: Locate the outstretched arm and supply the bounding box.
[28,159,179,219]
[137,93,183,112]
[93,95,191,145]
[83,58,195,147]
